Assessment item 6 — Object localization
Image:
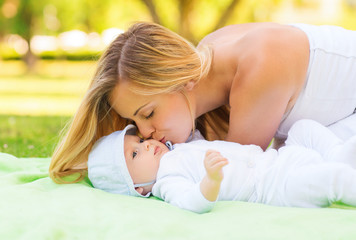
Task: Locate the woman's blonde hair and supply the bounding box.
[49,21,229,184]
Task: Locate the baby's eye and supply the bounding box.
[132,150,138,158]
[139,139,144,143]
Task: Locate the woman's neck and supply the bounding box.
[190,73,232,118]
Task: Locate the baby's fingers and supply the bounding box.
[205,157,228,181]
[206,156,228,171]
[210,157,229,169]
[205,150,221,158]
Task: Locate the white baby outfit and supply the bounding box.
[276,24,356,140]
[152,120,356,213]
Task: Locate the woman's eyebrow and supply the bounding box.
[133,103,149,116]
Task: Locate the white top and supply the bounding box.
[276,24,356,139]
[152,140,278,213]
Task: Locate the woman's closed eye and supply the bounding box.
[145,111,154,119]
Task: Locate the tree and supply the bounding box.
[0,0,47,71]
[139,0,241,44]
[0,0,283,71]
[139,0,283,44]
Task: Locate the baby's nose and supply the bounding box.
[143,141,150,151]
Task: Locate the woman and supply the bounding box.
[49,22,356,183]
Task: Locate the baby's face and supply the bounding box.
[124,135,170,187]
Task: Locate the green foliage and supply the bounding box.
[0,115,70,157]
[0,0,288,63]
[0,42,21,60]
[38,50,101,61]
[0,0,151,35]
[0,45,101,61]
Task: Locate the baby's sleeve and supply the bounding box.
[152,176,216,214]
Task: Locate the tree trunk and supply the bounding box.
[140,0,242,44]
[22,47,37,74]
[213,0,241,31]
[141,0,162,25]
[178,0,196,44]
[18,0,37,72]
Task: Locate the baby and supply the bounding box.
[88,119,356,213]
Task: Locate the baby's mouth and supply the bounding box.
[154,146,160,155]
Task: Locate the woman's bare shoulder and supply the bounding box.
[236,24,308,83]
[228,23,309,114]
[201,22,308,81]
[212,23,309,149]
[198,22,288,46]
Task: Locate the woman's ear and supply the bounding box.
[184,80,196,91]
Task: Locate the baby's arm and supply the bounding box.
[200,150,229,201]
[153,150,229,213]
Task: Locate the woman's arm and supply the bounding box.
[227,77,292,150]
[225,27,309,150]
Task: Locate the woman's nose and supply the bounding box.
[136,121,155,139]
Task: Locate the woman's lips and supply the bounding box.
[159,137,166,144]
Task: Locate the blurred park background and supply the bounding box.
[1,0,356,157]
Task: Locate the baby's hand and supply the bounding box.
[204,150,229,182]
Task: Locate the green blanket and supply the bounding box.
[1,152,356,240]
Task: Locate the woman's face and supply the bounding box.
[109,82,194,144]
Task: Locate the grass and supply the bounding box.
[0,115,70,157]
[0,60,94,157]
